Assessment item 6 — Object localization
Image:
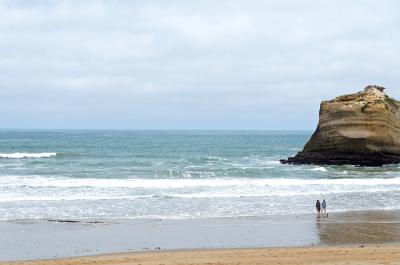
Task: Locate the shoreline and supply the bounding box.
[2,244,400,265]
[3,210,400,262]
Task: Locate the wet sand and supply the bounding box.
[3,245,400,265]
[2,210,400,262]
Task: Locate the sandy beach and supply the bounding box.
[2,210,400,263]
[2,245,400,265]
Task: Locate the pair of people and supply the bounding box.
[315,199,327,214]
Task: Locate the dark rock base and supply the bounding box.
[280,152,400,167]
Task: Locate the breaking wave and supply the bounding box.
[2,175,400,189]
[0,152,57,159]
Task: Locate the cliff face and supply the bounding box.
[281,85,400,166]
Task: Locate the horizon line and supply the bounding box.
[0,128,314,131]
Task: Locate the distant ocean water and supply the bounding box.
[1,130,400,221]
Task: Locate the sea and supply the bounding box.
[1,130,400,221]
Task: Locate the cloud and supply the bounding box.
[0,0,399,129]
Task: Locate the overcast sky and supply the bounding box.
[1,0,399,130]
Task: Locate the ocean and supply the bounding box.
[1,130,400,221]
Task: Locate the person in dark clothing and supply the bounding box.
[316,200,321,213]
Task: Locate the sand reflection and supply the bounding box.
[316,210,400,245]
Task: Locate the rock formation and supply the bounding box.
[281,85,400,166]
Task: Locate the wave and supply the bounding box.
[2,175,400,189]
[2,187,400,202]
[0,188,386,202]
[309,167,327,172]
[0,195,153,202]
[0,152,57,159]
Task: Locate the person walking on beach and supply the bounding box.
[315,200,321,213]
[321,199,327,215]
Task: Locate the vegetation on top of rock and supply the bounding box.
[364,85,385,92]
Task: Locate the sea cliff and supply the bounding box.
[281,85,400,166]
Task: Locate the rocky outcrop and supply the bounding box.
[281,85,400,166]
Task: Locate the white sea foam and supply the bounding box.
[0,152,57,159]
[3,175,400,218]
[2,175,400,189]
[2,175,400,220]
[0,195,155,202]
[310,167,327,172]
[1,187,399,203]
[262,160,281,165]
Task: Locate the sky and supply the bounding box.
[1,0,400,130]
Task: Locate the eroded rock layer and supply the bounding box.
[281,85,400,166]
